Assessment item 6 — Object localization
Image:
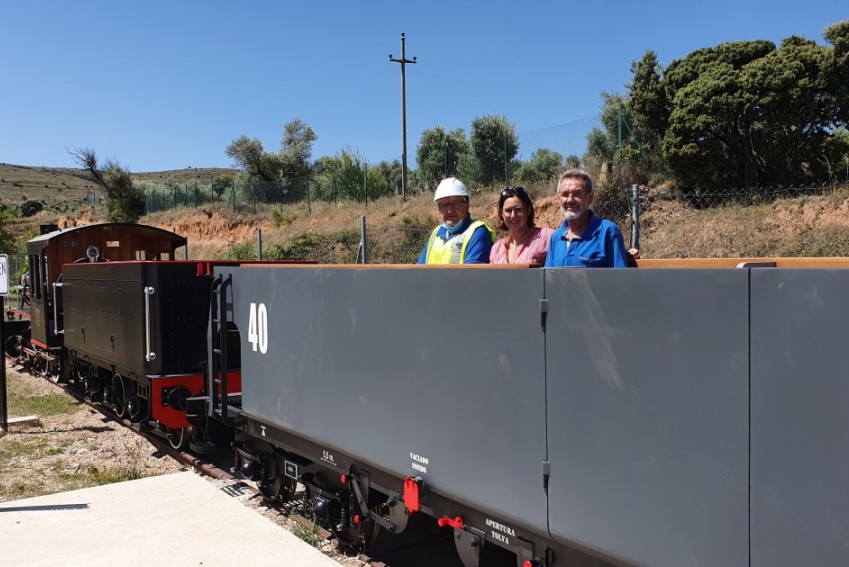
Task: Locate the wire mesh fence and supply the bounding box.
[649,183,848,209]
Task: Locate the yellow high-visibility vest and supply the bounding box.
[424,220,494,264]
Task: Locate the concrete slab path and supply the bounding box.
[0,471,341,566]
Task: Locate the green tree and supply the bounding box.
[515,148,564,183]
[628,50,669,147]
[315,149,371,201]
[225,136,281,182]
[660,35,844,192]
[583,93,649,182]
[211,175,234,199]
[279,118,317,180]
[20,200,45,217]
[70,148,145,222]
[226,118,318,202]
[0,203,18,253]
[824,21,849,128]
[415,126,469,189]
[371,160,403,196]
[469,115,519,186]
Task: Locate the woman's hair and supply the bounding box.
[496,186,535,230]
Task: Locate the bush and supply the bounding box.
[20,200,44,217]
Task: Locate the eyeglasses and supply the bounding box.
[501,186,527,198]
[437,199,467,212]
[558,189,588,199]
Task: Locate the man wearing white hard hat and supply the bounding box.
[417,177,495,264]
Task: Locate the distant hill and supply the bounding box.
[0,163,237,210]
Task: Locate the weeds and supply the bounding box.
[8,392,80,416]
[292,518,324,548]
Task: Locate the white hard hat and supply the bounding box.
[433,177,469,202]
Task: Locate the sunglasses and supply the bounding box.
[501,186,527,198]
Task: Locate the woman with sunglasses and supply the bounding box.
[490,186,553,266]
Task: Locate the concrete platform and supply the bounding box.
[0,471,341,566]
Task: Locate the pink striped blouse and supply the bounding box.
[489,226,554,266]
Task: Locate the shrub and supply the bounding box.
[20,200,44,217]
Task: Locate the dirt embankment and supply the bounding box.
[16,183,849,261]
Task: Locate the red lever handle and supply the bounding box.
[437,516,465,530]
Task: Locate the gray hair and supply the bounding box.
[557,168,593,193]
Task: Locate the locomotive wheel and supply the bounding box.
[76,361,90,382]
[4,335,22,359]
[112,375,128,418]
[32,354,45,377]
[258,475,297,504]
[84,367,103,401]
[126,383,146,423]
[44,358,61,384]
[331,512,379,552]
[166,426,195,450]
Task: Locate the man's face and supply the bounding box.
[558,178,593,221]
[437,197,468,227]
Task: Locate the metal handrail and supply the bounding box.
[52,282,63,335]
[144,286,156,361]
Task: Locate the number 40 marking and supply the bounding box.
[247,302,268,354]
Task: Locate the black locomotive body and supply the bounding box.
[11,223,187,378]
[61,261,218,445]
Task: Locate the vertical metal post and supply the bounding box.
[389,33,416,202]
[257,228,263,261]
[1,295,7,435]
[359,216,368,264]
[618,105,623,163]
[504,130,508,183]
[629,184,640,250]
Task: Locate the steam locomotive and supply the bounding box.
[5,222,849,567]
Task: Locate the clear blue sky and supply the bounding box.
[1,1,845,172]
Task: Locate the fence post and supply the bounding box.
[359,216,368,264]
[257,228,263,261]
[1,294,6,435]
[629,184,640,250]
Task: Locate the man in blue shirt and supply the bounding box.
[544,169,629,268]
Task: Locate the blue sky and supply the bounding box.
[1,1,845,172]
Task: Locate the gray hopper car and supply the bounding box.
[194,259,849,567]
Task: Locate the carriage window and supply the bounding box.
[160,252,170,260]
[63,240,79,249]
[106,240,120,248]
[135,250,146,260]
[30,255,41,299]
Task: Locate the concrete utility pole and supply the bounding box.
[389,33,416,202]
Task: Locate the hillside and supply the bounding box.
[0,163,236,213]
[3,164,849,262]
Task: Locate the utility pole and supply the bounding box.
[389,33,416,202]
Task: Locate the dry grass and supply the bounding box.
[0,366,185,502]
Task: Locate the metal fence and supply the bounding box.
[140,175,381,215]
[651,183,848,209]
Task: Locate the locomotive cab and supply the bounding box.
[21,223,187,381]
